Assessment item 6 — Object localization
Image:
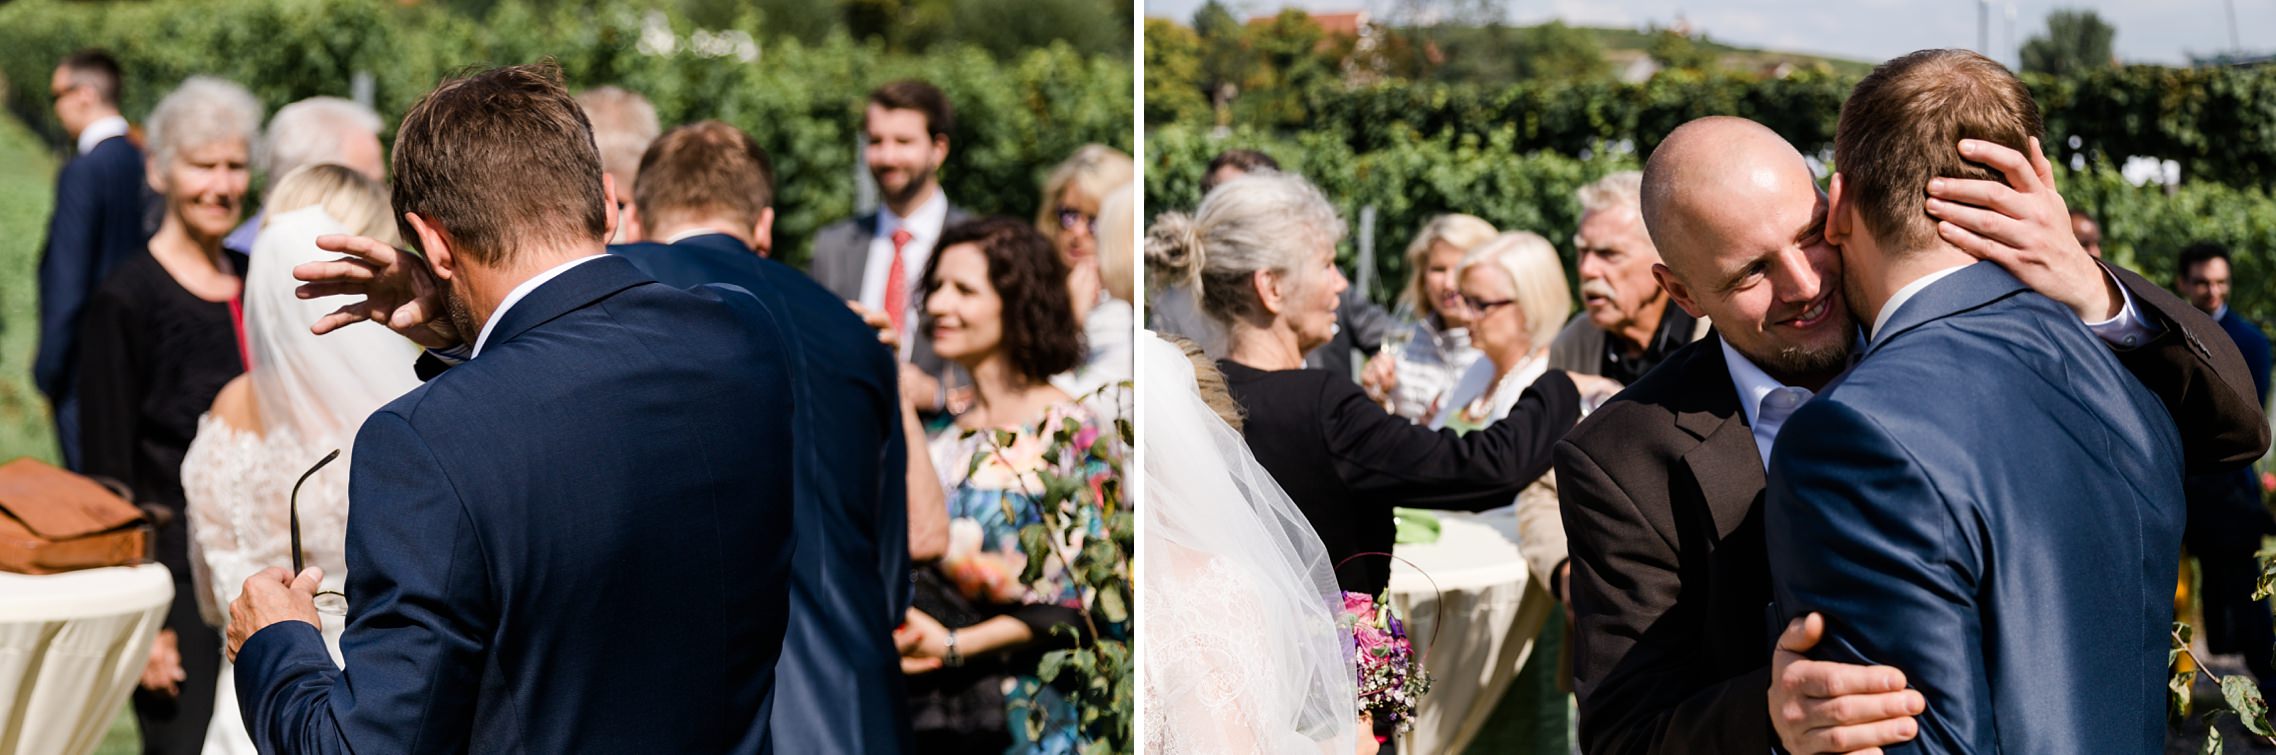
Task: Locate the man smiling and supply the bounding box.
[1557,108,2267,754]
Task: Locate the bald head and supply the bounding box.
[1642,117,1818,283]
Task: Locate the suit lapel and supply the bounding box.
[1670,338,1766,540]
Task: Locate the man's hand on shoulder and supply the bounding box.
[1770,612,1925,755]
[1923,137,2120,323]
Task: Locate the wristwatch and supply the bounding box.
[944,628,963,668]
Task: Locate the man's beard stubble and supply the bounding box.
[446,285,479,348]
[877,163,937,208]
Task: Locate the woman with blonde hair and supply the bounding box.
[1038,145,1136,410]
[1360,214,1499,422]
[181,162,423,754]
[1430,232,1574,432]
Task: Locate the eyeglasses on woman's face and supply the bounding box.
[1461,295,1517,314]
[1056,208,1097,236]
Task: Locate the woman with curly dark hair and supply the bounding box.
[897,216,1106,754]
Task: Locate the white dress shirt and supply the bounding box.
[76,115,128,155]
[471,254,608,358]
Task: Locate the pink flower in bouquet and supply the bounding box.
[2262,471,2275,494]
[1343,592,1377,616]
[1074,424,1101,453]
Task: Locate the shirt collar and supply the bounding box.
[2213,304,2231,322]
[663,228,741,245]
[879,188,950,240]
[471,254,608,357]
[1720,337,1788,433]
[77,115,128,155]
[1870,263,1972,341]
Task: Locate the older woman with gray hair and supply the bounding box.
[75,75,261,755]
[1143,171,1586,600]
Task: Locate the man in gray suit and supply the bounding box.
[810,80,969,413]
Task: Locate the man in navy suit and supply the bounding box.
[1765,49,2188,753]
[2174,241,2276,691]
[36,49,150,470]
[224,63,797,753]
[611,119,938,754]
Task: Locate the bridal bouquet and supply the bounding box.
[1340,590,1432,732]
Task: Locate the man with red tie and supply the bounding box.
[811,80,971,414]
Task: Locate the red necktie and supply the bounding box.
[884,229,914,335]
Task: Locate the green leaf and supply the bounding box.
[1038,649,1070,682]
[2223,674,2275,736]
[2174,668,2198,726]
[2204,720,2223,755]
[1097,583,1128,623]
[1017,524,1052,583]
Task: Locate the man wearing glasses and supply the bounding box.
[36,49,151,471]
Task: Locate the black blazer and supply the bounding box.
[1220,360,1579,594]
[1557,263,2270,754]
[808,204,972,382]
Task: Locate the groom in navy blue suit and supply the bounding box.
[611,119,922,755]
[1766,50,2187,753]
[225,63,797,753]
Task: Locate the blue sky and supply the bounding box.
[1143,0,2275,67]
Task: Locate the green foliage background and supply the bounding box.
[0,0,1135,269]
[1145,20,2276,324]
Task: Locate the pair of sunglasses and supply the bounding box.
[291,449,349,615]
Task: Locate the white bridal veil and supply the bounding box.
[1139,331,1358,755]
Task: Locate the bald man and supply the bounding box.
[1555,115,2266,754]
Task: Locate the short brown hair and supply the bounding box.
[922,217,1083,383]
[867,80,954,140]
[1835,49,2042,254]
[633,120,775,232]
[58,49,123,106]
[391,61,608,265]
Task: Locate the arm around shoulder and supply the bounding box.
[2104,263,2270,473]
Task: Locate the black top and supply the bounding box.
[1599,306,1699,386]
[1220,359,1580,594]
[76,251,246,581]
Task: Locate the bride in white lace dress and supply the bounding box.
[181,165,421,755]
[1140,332,1367,755]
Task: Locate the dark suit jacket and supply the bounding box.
[2215,307,2271,405]
[235,255,797,753]
[612,233,912,755]
[1559,263,2268,754]
[36,135,150,407]
[1767,262,2185,753]
[809,204,971,382]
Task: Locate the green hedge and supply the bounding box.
[1229,65,2276,190]
[1147,124,2276,329]
[0,0,1133,268]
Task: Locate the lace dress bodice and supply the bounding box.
[1143,553,1348,755]
[181,413,352,633]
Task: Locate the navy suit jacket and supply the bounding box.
[236,255,797,753]
[612,233,913,755]
[2215,307,2271,406]
[1766,262,2186,754]
[36,135,150,403]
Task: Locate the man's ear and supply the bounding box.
[623,202,646,244]
[752,207,776,257]
[1653,262,1706,319]
[406,212,458,282]
[600,173,622,243]
[930,135,950,167]
[1825,173,1854,247]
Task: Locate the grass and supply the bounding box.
[0,110,61,465]
[0,110,137,753]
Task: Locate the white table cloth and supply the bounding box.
[1388,507,1555,755]
[0,564,174,755]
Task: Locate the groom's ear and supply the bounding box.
[1824,173,1854,247]
[599,172,622,243]
[406,212,457,282]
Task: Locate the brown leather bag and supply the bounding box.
[0,457,151,574]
